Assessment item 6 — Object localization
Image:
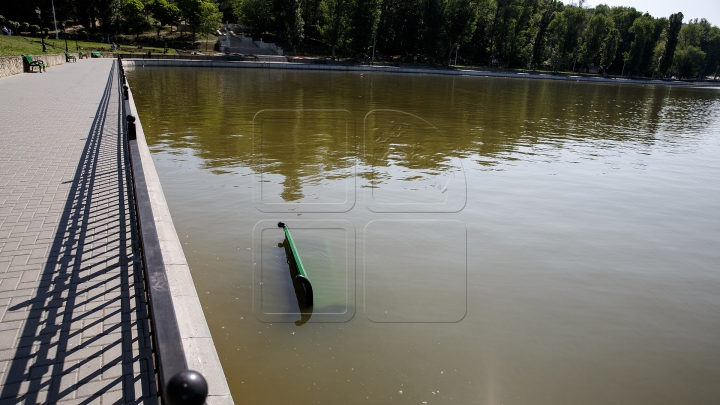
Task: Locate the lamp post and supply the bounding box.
[62,22,68,52]
[75,33,79,51]
[51,0,59,39]
[35,7,47,53]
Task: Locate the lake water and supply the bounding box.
[127,67,720,405]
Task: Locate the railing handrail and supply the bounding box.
[116,57,208,405]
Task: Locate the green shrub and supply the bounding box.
[7,21,20,35]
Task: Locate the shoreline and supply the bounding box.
[122,58,720,87]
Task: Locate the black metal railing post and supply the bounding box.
[116,58,209,405]
[127,115,136,140]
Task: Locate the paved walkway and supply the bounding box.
[0,60,157,403]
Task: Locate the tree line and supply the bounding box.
[1,0,223,41]
[235,0,718,78]
[2,0,718,78]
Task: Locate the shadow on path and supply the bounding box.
[0,62,158,404]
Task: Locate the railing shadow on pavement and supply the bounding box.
[0,62,158,404]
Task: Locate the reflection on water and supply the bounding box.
[364,110,467,210]
[128,67,720,405]
[255,110,354,203]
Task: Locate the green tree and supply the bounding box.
[121,0,148,40]
[599,27,619,73]
[301,0,323,38]
[217,0,237,22]
[348,0,382,56]
[624,13,653,75]
[199,0,223,50]
[462,0,494,64]
[547,5,586,71]
[608,6,641,73]
[74,0,113,36]
[672,45,706,79]
[443,0,479,64]
[318,0,350,56]
[146,0,182,38]
[528,0,560,69]
[678,18,703,47]
[577,11,613,68]
[640,16,667,76]
[7,21,20,35]
[695,19,720,78]
[377,0,423,56]
[701,26,720,79]
[232,0,275,34]
[30,24,40,36]
[488,0,542,68]
[671,19,718,79]
[20,22,30,35]
[275,0,304,52]
[178,0,222,39]
[421,0,446,62]
[658,12,683,76]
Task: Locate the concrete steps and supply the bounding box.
[219,28,283,55]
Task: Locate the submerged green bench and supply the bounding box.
[22,55,45,73]
[278,222,313,306]
[65,52,76,62]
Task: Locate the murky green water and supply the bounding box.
[128,67,720,405]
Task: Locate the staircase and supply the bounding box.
[218,28,283,56]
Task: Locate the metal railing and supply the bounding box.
[116,58,208,405]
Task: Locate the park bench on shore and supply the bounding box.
[91,51,102,58]
[65,52,76,62]
[22,55,45,73]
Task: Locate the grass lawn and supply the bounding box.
[0,35,178,57]
[0,35,46,56]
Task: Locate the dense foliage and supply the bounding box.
[2,0,718,77]
[1,0,221,42]
[238,0,719,77]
